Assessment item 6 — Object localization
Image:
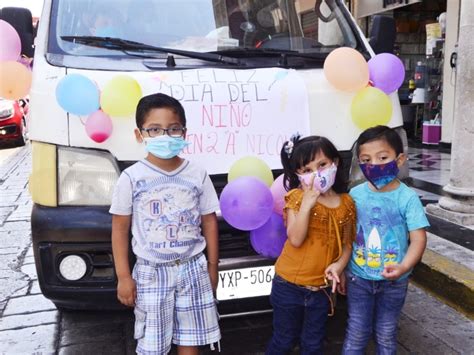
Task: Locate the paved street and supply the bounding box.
[0,145,473,354]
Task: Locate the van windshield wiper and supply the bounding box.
[213,47,328,61]
[61,36,242,66]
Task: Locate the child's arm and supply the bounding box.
[325,244,351,293]
[382,228,427,280]
[286,177,320,247]
[111,214,136,307]
[202,212,219,292]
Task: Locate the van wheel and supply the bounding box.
[0,7,34,57]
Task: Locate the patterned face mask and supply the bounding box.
[359,160,399,189]
[297,163,338,193]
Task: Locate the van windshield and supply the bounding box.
[50,0,358,57]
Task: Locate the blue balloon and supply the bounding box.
[56,74,100,115]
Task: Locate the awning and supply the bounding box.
[354,0,422,18]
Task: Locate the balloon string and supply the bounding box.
[79,116,87,126]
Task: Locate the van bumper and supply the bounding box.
[31,204,273,313]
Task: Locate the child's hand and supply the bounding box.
[337,272,347,295]
[324,263,343,293]
[381,264,409,280]
[117,276,136,307]
[300,174,320,211]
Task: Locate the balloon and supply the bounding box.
[351,87,392,130]
[228,156,274,187]
[220,176,273,231]
[56,74,100,115]
[101,75,142,117]
[368,53,405,94]
[250,212,287,259]
[323,47,369,92]
[85,110,113,143]
[0,61,32,100]
[0,20,21,61]
[270,174,287,215]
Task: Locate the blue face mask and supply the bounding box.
[359,160,399,189]
[144,135,189,159]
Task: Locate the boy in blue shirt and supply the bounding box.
[342,125,429,355]
[110,93,220,354]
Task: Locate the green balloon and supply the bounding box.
[228,156,274,187]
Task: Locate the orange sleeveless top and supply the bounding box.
[275,189,356,287]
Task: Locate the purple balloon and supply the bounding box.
[368,53,405,94]
[250,212,287,258]
[220,176,273,231]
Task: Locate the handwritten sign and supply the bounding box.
[143,68,310,174]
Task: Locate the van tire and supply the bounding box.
[0,7,34,57]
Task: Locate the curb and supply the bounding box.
[412,248,474,319]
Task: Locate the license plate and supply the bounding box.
[217,266,274,301]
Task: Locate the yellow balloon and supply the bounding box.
[324,47,369,92]
[0,61,32,100]
[228,156,274,187]
[100,75,142,117]
[351,87,392,130]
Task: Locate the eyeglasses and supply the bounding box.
[140,126,186,138]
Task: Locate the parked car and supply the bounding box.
[0,98,29,146]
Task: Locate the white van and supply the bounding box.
[28,0,407,312]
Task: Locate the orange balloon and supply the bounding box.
[0,61,32,100]
[324,47,369,92]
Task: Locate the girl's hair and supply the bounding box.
[281,135,346,193]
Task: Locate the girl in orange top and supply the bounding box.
[266,135,356,355]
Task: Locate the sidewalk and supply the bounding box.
[0,144,473,354]
[406,147,474,317]
[0,145,58,353]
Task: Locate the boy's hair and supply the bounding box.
[281,135,347,193]
[135,93,186,129]
[356,125,403,156]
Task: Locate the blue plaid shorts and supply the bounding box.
[132,253,221,354]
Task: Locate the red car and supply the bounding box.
[0,98,28,146]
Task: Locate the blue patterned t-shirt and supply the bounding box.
[348,182,429,280]
[109,159,219,263]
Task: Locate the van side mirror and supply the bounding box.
[369,15,396,54]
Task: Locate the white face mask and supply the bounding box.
[297,163,338,193]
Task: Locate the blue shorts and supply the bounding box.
[132,253,221,354]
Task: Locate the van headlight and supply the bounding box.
[58,147,119,206]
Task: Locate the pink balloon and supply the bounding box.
[0,20,21,61]
[85,110,113,143]
[270,174,287,215]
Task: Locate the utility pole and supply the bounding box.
[427,0,474,225]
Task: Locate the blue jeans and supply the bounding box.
[342,271,409,355]
[266,275,331,355]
